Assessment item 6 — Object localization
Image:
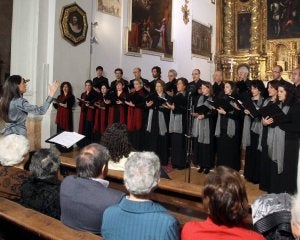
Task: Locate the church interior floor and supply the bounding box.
[61,149,265,204]
[167,165,265,204]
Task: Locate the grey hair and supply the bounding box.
[124,151,160,195]
[76,143,110,178]
[238,66,249,74]
[168,69,177,77]
[0,134,29,166]
[29,148,60,179]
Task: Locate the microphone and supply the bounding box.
[187,84,196,94]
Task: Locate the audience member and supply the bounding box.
[101,123,133,171]
[20,148,61,219]
[252,193,293,240]
[102,152,179,240]
[0,134,30,201]
[181,166,264,240]
[60,143,124,235]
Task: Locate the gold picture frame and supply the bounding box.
[60,3,88,46]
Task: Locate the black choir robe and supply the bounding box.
[127,89,146,150]
[107,91,127,126]
[78,91,97,147]
[144,93,170,165]
[216,95,243,171]
[169,92,188,169]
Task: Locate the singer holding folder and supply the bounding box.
[0,75,59,136]
[263,83,300,194]
[214,81,243,171]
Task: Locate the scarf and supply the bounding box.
[257,98,273,151]
[242,96,263,149]
[146,109,167,136]
[215,99,236,138]
[267,103,289,174]
[192,95,212,144]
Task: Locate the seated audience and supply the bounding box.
[60,143,125,235]
[181,166,264,240]
[0,134,30,201]
[102,152,180,240]
[20,148,61,219]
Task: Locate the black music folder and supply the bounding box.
[194,105,211,115]
[207,98,234,112]
[258,103,285,126]
[46,131,85,148]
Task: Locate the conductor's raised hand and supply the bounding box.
[49,80,60,97]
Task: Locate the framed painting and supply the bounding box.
[98,0,121,17]
[237,13,251,50]
[126,0,173,60]
[267,0,300,39]
[60,3,88,46]
[191,20,212,59]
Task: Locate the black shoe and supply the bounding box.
[204,168,210,174]
[198,167,204,173]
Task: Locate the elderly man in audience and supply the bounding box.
[0,134,30,201]
[181,166,264,240]
[101,151,180,240]
[60,143,125,235]
[20,148,61,219]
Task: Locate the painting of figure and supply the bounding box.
[191,20,212,59]
[60,3,88,46]
[267,0,300,39]
[127,0,173,59]
[98,0,121,17]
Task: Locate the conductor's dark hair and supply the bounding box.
[76,144,110,178]
[96,66,103,71]
[101,123,132,163]
[203,166,249,227]
[0,75,23,122]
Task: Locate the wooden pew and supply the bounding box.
[60,155,205,225]
[0,197,100,240]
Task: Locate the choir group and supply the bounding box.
[54,64,300,194]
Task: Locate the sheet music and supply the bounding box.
[47,131,85,148]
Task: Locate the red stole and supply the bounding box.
[55,94,71,131]
[78,92,95,134]
[93,98,107,134]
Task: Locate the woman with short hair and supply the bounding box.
[102,152,179,240]
[182,166,264,240]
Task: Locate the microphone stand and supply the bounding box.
[185,91,194,183]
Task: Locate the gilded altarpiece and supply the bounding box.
[215,0,300,81]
